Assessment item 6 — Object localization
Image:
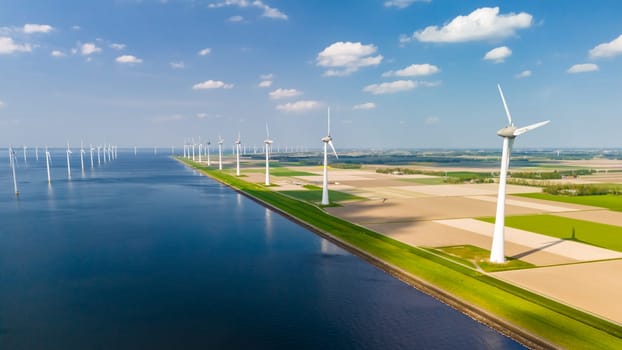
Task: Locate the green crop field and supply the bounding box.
[281,184,364,203]
[479,214,622,252]
[516,193,622,211]
[178,157,622,349]
[270,168,316,177]
[398,177,446,185]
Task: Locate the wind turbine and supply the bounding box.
[321,107,338,206]
[80,141,85,174]
[264,123,273,186]
[9,146,18,196]
[23,145,27,164]
[191,138,196,161]
[218,136,224,170]
[35,146,39,161]
[66,142,72,180]
[97,145,101,166]
[45,145,52,183]
[89,144,94,168]
[206,140,211,166]
[490,84,550,263]
[235,132,241,176]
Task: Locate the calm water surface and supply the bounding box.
[0,151,524,349]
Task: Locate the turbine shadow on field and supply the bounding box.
[511,239,564,260]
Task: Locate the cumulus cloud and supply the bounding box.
[258,80,272,88]
[425,116,440,125]
[192,80,234,90]
[208,0,287,20]
[383,63,440,77]
[116,55,142,64]
[589,34,622,59]
[0,37,32,54]
[353,102,376,110]
[408,7,532,43]
[170,61,185,69]
[80,42,101,55]
[567,63,599,74]
[198,47,211,56]
[51,50,65,57]
[229,15,244,22]
[515,70,532,79]
[109,43,126,50]
[276,100,321,113]
[23,24,53,34]
[384,0,430,9]
[316,41,383,76]
[483,46,512,63]
[363,80,416,94]
[269,88,302,99]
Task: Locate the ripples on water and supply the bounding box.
[0,151,524,349]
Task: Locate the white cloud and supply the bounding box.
[0,37,32,54]
[589,34,622,59]
[116,55,143,64]
[410,7,533,43]
[316,41,383,76]
[80,42,101,55]
[269,88,302,99]
[567,63,599,74]
[483,46,512,63]
[51,50,65,57]
[192,80,234,90]
[260,73,273,80]
[198,47,211,56]
[515,70,532,79]
[276,100,321,113]
[363,80,416,94]
[170,61,185,69]
[228,15,244,22]
[425,116,440,125]
[258,80,272,88]
[208,0,287,20]
[71,25,81,31]
[383,63,440,77]
[109,43,126,50]
[384,0,430,9]
[353,102,376,110]
[23,24,53,34]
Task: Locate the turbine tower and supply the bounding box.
[89,144,94,168]
[321,107,338,206]
[66,142,72,180]
[218,136,224,170]
[9,146,18,196]
[264,123,273,186]
[235,132,241,176]
[45,146,52,183]
[206,140,211,166]
[490,84,550,263]
[80,141,85,174]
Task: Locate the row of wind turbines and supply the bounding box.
[8,142,120,196]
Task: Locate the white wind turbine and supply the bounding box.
[45,145,52,183]
[490,84,550,263]
[9,146,19,196]
[23,145,27,164]
[235,132,241,176]
[35,146,39,161]
[97,145,101,166]
[206,140,211,166]
[89,144,94,168]
[264,123,273,186]
[321,107,338,206]
[66,142,72,180]
[217,136,224,170]
[80,141,85,174]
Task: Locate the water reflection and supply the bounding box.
[320,238,349,256]
[265,207,273,243]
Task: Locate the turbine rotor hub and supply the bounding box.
[497,126,517,138]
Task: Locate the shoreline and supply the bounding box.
[175,157,622,349]
[177,157,622,349]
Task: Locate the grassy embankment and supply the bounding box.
[179,157,622,349]
[281,184,363,204]
[479,214,622,252]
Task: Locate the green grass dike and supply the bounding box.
[177,157,622,349]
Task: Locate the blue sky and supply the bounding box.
[1,0,622,149]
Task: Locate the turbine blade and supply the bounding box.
[328,140,338,159]
[327,106,331,136]
[497,84,513,126]
[266,123,270,138]
[513,120,550,136]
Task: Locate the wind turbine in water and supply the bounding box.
[490,84,549,263]
[264,123,273,186]
[80,141,85,174]
[66,142,72,179]
[23,145,27,164]
[321,107,338,206]
[218,136,224,170]
[45,146,52,183]
[235,132,241,176]
[9,146,19,196]
[89,144,94,168]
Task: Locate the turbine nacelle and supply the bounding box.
[321,136,332,143]
[264,139,273,144]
